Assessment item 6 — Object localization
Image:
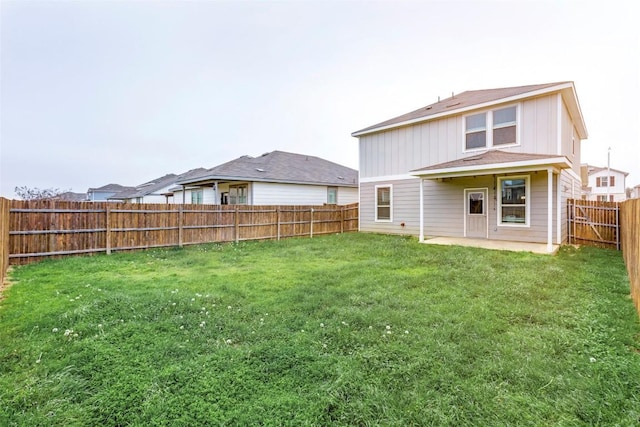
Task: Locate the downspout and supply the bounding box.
[556,172,562,244]
[419,178,424,242]
[547,169,553,252]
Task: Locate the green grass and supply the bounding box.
[1,233,639,426]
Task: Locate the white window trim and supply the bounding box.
[375,184,393,222]
[463,103,520,153]
[327,186,338,204]
[497,175,530,227]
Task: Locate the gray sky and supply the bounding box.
[1,0,638,198]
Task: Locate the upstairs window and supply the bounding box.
[465,113,487,149]
[465,105,518,151]
[492,106,517,146]
[596,176,615,187]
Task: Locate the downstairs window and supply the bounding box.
[375,185,392,222]
[498,176,529,226]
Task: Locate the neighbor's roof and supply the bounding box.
[411,150,572,179]
[109,174,179,200]
[177,151,358,187]
[87,183,134,193]
[52,191,88,202]
[352,82,587,139]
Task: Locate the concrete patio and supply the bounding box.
[421,237,559,255]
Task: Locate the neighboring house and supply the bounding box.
[161,168,209,203]
[633,184,640,199]
[108,173,181,203]
[87,184,134,201]
[351,81,588,252]
[52,191,88,202]
[170,150,358,206]
[580,164,628,202]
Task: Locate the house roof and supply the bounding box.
[109,174,179,200]
[51,191,88,202]
[87,183,134,193]
[352,81,587,139]
[411,150,572,179]
[583,164,629,176]
[176,151,358,187]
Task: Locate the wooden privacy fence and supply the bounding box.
[567,199,620,250]
[2,199,358,266]
[620,198,640,316]
[0,198,10,286]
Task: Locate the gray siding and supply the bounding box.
[359,179,421,236]
[421,172,567,244]
[359,93,571,179]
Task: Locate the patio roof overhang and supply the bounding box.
[410,151,572,180]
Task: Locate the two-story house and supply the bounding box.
[580,164,628,202]
[352,82,588,253]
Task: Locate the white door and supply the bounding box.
[465,189,488,239]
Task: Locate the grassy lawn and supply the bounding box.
[1,233,639,426]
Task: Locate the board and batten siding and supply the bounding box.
[251,182,357,206]
[359,178,421,235]
[358,93,572,180]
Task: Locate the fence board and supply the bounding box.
[6,201,358,264]
[620,198,640,316]
[567,199,620,249]
[0,198,10,286]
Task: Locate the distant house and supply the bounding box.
[52,191,87,202]
[352,82,587,253]
[87,184,134,201]
[580,164,628,202]
[169,151,358,206]
[108,174,181,203]
[632,184,640,199]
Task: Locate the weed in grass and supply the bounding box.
[0,234,639,426]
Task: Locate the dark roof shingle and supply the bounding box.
[352,82,575,136]
[178,151,358,187]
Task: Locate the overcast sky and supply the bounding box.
[1,0,638,198]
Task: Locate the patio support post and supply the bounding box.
[419,178,424,242]
[547,169,553,252]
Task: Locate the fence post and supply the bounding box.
[340,206,344,234]
[310,208,314,238]
[105,204,112,255]
[616,203,620,251]
[0,198,10,285]
[276,207,281,241]
[178,204,184,247]
[234,206,240,243]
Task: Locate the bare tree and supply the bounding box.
[14,186,70,200]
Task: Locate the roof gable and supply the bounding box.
[88,183,134,193]
[352,81,587,139]
[109,174,179,200]
[178,151,358,187]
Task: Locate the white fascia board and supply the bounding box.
[412,157,571,179]
[359,174,417,183]
[180,176,358,188]
[352,82,576,138]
